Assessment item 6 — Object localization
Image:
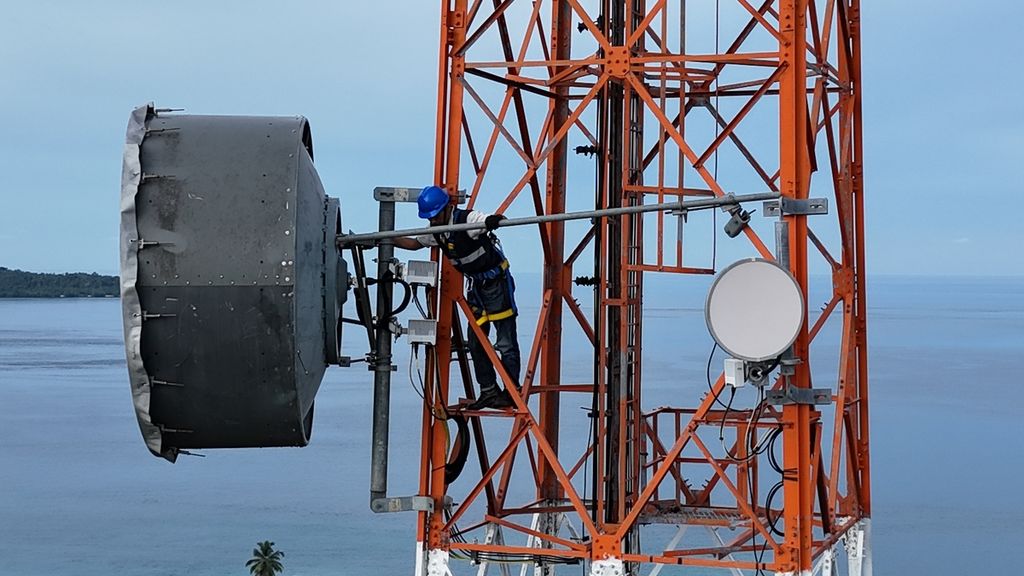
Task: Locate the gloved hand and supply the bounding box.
[484,214,507,231]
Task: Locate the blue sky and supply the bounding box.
[0,1,1019,276]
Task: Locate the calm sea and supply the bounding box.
[1,275,1021,575]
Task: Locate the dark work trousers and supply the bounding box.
[466,316,520,393]
[465,273,520,393]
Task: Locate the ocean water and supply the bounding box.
[1,275,1022,575]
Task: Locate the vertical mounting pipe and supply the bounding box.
[370,199,396,507]
[775,220,790,269]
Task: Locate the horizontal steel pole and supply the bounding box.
[337,192,778,246]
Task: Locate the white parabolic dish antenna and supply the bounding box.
[705,258,805,362]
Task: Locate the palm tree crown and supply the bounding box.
[246,540,284,576]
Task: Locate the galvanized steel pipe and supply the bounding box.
[337,192,779,247]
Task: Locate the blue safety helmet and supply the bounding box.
[418,185,450,219]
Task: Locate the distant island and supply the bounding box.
[0,267,119,298]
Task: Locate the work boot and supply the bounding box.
[491,388,514,409]
[468,387,505,410]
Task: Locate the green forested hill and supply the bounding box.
[0,267,118,298]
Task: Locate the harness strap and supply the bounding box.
[466,259,510,282]
[451,246,487,267]
[474,307,516,326]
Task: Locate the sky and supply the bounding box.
[0,1,1020,277]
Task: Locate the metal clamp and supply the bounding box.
[766,385,831,406]
[371,495,436,514]
[388,317,404,336]
[763,197,829,217]
[373,186,467,204]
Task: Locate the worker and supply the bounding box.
[392,185,519,410]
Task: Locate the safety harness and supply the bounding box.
[433,208,508,281]
[433,208,516,325]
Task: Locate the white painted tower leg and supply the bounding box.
[817,544,837,576]
[415,541,426,576]
[426,548,452,576]
[590,557,625,576]
[844,519,872,576]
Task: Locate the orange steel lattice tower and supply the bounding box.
[416,0,868,574]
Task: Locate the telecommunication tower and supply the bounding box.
[415,0,868,574]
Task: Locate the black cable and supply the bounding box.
[443,509,472,561]
[580,403,594,576]
[371,273,412,331]
[444,413,471,485]
[390,277,413,318]
[712,0,720,272]
[767,427,784,475]
[724,393,768,463]
[408,344,425,400]
[748,355,782,384]
[754,534,769,576]
[764,426,798,481]
[746,388,777,458]
[590,338,600,529]
[718,387,736,441]
[706,342,731,409]
[412,286,429,319]
[764,480,785,536]
[746,387,767,455]
[717,388,775,461]
[711,354,783,463]
[469,552,579,565]
[582,405,593,513]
